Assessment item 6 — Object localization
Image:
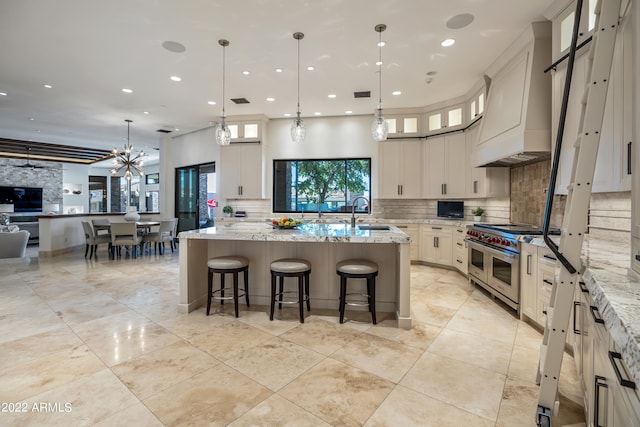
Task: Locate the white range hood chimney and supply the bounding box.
[474,22,552,167]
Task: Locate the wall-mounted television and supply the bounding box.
[437,200,464,219]
[0,186,43,212]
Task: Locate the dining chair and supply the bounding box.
[169,217,179,251]
[110,222,143,259]
[91,218,111,237]
[142,220,175,255]
[82,221,111,259]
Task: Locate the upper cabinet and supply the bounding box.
[426,104,464,134]
[465,123,510,198]
[219,143,263,199]
[423,133,466,199]
[468,90,485,122]
[378,139,423,198]
[385,114,421,137]
[227,120,262,143]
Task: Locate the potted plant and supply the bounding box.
[471,207,485,222]
[222,205,233,218]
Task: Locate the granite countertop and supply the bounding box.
[178,221,411,244]
[214,217,473,227]
[525,235,640,387]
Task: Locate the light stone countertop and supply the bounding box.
[178,221,411,244]
[214,217,474,227]
[525,235,640,387]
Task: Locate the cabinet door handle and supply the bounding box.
[397,225,408,229]
[543,279,553,286]
[608,351,636,389]
[473,180,478,194]
[579,281,589,293]
[456,242,463,247]
[432,227,442,230]
[627,141,632,175]
[456,229,463,233]
[400,185,403,195]
[594,375,608,427]
[542,254,557,262]
[456,259,463,264]
[590,305,605,324]
[573,301,582,335]
[397,185,401,195]
[526,254,531,275]
[443,183,447,194]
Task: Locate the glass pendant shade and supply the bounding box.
[291,112,306,143]
[372,106,388,142]
[215,116,231,145]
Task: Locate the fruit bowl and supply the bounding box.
[272,218,304,229]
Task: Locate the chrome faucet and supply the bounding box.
[351,196,369,227]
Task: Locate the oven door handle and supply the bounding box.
[464,239,519,259]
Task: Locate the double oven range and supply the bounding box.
[465,223,559,314]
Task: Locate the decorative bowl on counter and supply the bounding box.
[272,218,304,229]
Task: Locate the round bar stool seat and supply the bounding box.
[337,259,378,324]
[207,256,250,318]
[270,258,311,323]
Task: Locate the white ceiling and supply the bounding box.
[0,0,554,164]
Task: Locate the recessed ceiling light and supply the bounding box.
[36,130,40,132]
[29,117,35,121]
[377,41,386,47]
[122,88,133,93]
[242,70,250,75]
[43,84,52,89]
[376,61,383,66]
[283,113,291,117]
[207,101,216,105]
[328,94,336,99]
[0,92,7,96]
[266,97,275,102]
[275,68,283,73]
[441,38,456,47]
[345,110,353,114]
[314,112,322,116]
[175,128,180,131]
[143,111,149,115]
[392,90,402,96]
[307,66,315,71]
[170,76,182,82]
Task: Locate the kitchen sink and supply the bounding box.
[358,225,390,231]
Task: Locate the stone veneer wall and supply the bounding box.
[510,159,631,242]
[0,158,63,215]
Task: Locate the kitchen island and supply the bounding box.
[178,222,412,328]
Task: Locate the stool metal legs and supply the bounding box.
[270,271,310,323]
[207,266,249,317]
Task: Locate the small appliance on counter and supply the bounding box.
[436,200,464,219]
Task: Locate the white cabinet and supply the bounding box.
[219,144,262,199]
[421,225,452,266]
[378,139,422,198]
[227,120,262,143]
[385,114,421,137]
[551,13,632,194]
[520,243,538,321]
[465,123,510,198]
[424,133,466,198]
[395,224,420,261]
[452,226,467,275]
[426,104,464,134]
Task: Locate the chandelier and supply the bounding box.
[372,24,388,142]
[215,39,232,145]
[110,119,145,180]
[291,32,306,143]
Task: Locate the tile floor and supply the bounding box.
[0,246,585,426]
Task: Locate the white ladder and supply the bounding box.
[536,0,621,426]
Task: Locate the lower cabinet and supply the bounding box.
[395,224,420,261]
[421,225,452,266]
[519,243,558,328]
[573,280,640,427]
[452,226,468,275]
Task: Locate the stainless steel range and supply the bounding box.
[465,223,560,313]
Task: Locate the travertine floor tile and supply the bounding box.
[365,384,495,427]
[144,364,272,426]
[280,317,363,355]
[188,320,274,361]
[0,327,84,370]
[365,319,442,351]
[280,358,394,426]
[229,394,330,426]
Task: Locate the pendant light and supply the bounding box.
[110,119,145,181]
[215,39,232,145]
[372,24,388,142]
[291,32,306,143]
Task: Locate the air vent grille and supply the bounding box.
[354,91,371,98]
[231,98,250,104]
[156,129,172,133]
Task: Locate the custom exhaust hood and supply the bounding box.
[474,22,552,167]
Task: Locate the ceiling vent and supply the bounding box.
[156,129,172,133]
[354,91,371,98]
[231,98,250,104]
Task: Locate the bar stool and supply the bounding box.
[270,258,311,323]
[207,256,250,317]
[337,259,378,324]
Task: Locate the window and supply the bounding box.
[273,158,371,214]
